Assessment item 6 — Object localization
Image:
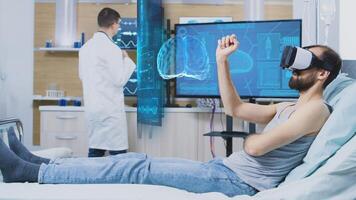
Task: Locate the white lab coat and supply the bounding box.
[79,32,136,151]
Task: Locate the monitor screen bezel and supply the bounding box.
[173,19,302,99]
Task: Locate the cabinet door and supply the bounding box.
[41,111,88,157]
[127,112,145,153]
[42,130,88,157]
[41,112,86,133]
[137,112,199,160]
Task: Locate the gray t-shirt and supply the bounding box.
[223,103,316,191]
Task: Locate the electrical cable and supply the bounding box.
[209,99,216,158]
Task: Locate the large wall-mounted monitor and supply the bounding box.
[175,19,301,98]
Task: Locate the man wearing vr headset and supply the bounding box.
[216,34,341,191]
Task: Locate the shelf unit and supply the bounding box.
[34,47,137,52]
[34,47,80,52]
[33,95,77,101]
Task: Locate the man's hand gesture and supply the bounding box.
[216,34,239,61]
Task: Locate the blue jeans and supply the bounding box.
[88,148,127,157]
[38,153,257,197]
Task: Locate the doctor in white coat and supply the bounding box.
[79,8,136,157]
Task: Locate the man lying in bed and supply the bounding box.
[0,35,341,197]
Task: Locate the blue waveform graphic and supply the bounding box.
[113,18,137,49]
[124,69,137,96]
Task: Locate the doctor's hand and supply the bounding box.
[122,50,129,58]
[216,34,239,62]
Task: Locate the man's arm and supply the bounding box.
[216,35,277,124]
[243,100,330,156]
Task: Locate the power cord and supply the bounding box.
[209,99,216,158]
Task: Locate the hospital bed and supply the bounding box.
[0,74,355,200]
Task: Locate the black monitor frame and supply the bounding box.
[174,19,302,99]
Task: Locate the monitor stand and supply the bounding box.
[203,98,256,157]
[164,79,180,107]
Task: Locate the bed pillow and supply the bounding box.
[282,78,356,184]
[232,132,356,200]
[323,73,354,105]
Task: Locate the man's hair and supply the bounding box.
[97,7,121,28]
[304,45,342,88]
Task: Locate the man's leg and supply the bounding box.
[88,148,105,157]
[38,152,149,184]
[147,157,258,197]
[38,153,257,197]
[51,151,142,165]
[7,127,50,164]
[0,137,39,183]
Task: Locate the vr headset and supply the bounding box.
[280,46,333,71]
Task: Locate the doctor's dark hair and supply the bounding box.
[303,45,342,88]
[97,7,121,28]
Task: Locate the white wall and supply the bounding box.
[0,0,34,149]
[293,0,317,46]
[293,0,356,61]
[0,0,7,119]
[293,0,339,49]
[339,0,356,59]
[317,0,339,52]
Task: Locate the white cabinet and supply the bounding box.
[136,112,199,160]
[39,106,246,160]
[40,110,88,157]
[126,111,144,153]
[40,107,139,157]
[128,110,246,161]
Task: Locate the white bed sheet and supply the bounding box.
[0,183,251,200]
[3,135,354,200]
